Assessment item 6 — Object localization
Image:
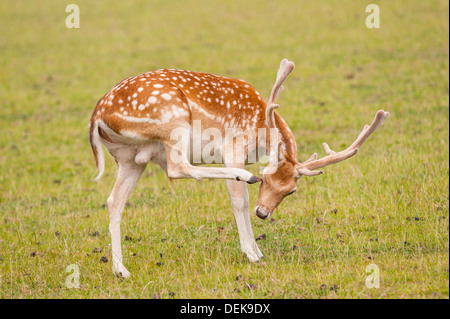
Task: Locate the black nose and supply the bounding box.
[255,207,268,220]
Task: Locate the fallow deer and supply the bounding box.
[89,59,388,277]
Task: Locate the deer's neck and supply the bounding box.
[271,112,298,163]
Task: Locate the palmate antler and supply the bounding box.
[296,110,390,176]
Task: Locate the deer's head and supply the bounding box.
[254,59,389,220]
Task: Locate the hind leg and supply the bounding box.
[106,161,145,278]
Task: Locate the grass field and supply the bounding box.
[0,0,448,299]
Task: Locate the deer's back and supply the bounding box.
[90,69,266,143]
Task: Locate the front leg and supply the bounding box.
[226,173,264,262]
[165,142,261,183]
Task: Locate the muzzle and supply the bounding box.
[255,205,272,220]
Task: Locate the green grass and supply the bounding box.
[0,0,448,299]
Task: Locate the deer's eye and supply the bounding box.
[287,189,297,196]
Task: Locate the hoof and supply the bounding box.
[113,265,131,278]
[115,271,131,278]
[247,175,262,184]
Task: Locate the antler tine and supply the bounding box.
[303,152,318,164]
[265,59,295,128]
[322,143,335,155]
[349,111,388,150]
[268,59,295,104]
[297,110,389,175]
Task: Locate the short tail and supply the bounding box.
[89,121,105,181]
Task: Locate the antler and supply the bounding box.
[296,110,389,176]
[265,59,295,128]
